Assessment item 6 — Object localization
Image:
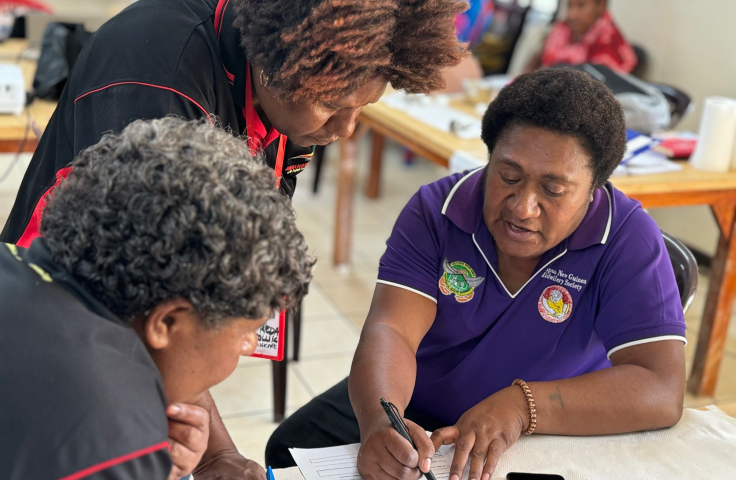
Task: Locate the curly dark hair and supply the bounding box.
[233,0,468,102]
[481,68,627,190]
[41,118,314,326]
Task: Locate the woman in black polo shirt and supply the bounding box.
[1,0,468,478]
[3,0,467,247]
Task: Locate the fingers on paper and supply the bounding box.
[448,430,476,480]
[405,419,435,473]
[482,439,508,480]
[467,436,490,480]
[430,426,459,451]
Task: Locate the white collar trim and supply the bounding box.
[441,167,485,216]
[600,184,613,245]
[473,233,569,299]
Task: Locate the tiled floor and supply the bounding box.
[2,137,736,467]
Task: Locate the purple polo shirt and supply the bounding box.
[377,167,687,425]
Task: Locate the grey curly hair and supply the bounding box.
[41,117,314,326]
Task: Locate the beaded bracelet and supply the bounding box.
[512,379,537,435]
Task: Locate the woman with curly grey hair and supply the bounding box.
[0,118,313,480]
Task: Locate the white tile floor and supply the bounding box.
[2,136,736,468]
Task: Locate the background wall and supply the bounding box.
[609,0,736,256]
[25,0,133,41]
[21,0,735,256]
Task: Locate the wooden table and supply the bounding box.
[0,39,57,153]
[333,98,736,398]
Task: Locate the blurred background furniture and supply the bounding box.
[272,307,302,422]
[663,231,699,314]
[0,39,54,153]
[312,145,326,194]
[651,83,694,129]
[473,0,533,75]
[631,44,649,79]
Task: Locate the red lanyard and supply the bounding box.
[245,62,286,188]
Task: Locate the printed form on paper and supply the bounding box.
[289,440,470,480]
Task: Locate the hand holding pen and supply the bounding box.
[355,398,437,480]
[380,398,438,480]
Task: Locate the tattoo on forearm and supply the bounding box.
[549,386,565,409]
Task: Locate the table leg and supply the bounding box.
[333,138,358,266]
[292,304,302,362]
[687,207,736,396]
[366,132,384,199]
[272,315,289,422]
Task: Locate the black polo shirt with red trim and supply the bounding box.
[0,0,314,246]
[0,240,172,480]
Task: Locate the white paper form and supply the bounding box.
[289,444,361,480]
[289,442,470,480]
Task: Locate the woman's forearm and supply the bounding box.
[349,321,420,436]
[348,285,437,437]
[529,347,685,435]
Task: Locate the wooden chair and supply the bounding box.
[312,145,327,194]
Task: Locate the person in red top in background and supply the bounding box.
[535,0,637,73]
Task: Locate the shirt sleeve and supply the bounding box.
[52,343,174,480]
[588,26,638,73]
[540,22,569,67]
[72,83,213,158]
[377,187,445,302]
[63,443,172,480]
[594,208,687,358]
[69,26,217,160]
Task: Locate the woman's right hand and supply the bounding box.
[357,418,435,480]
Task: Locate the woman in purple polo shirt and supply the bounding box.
[266,68,687,478]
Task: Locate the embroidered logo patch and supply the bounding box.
[538,285,573,323]
[439,259,485,303]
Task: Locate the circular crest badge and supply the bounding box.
[538,285,573,323]
[439,258,485,303]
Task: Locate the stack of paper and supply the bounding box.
[613,131,683,176]
[380,93,482,140]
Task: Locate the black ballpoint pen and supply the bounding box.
[380,398,438,480]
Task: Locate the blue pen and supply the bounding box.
[267,465,276,480]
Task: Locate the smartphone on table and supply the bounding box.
[506,473,565,480]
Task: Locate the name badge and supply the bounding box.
[251,310,285,361]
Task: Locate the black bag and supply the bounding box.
[31,22,92,101]
[552,63,671,133]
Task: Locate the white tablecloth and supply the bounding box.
[274,407,736,480]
